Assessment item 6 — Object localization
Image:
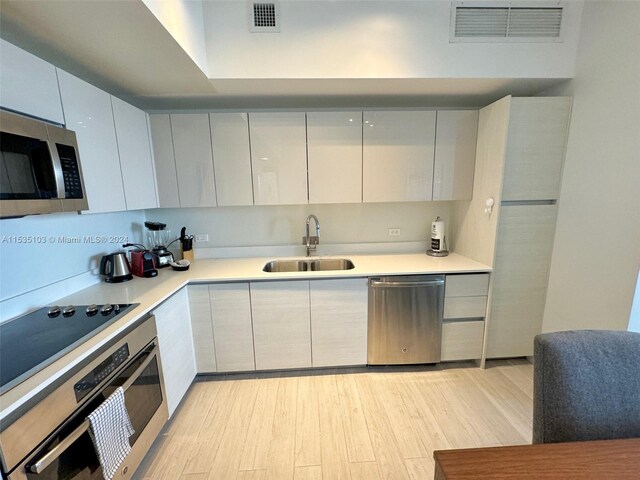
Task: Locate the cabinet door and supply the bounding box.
[249,112,308,205]
[433,110,478,201]
[307,111,362,204]
[362,111,436,202]
[171,114,217,207]
[310,278,368,367]
[210,113,254,206]
[149,114,180,208]
[250,280,311,370]
[111,96,158,210]
[57,69,127,213]
[487,205,558,358]
[0,39,64,124]
[503,97,572,201]
[153,288,196,417]
[188,285,217,373]
[209,283,255,372]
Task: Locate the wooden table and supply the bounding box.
[434,438,640,479]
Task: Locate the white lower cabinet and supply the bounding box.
[310,278,368,367]
[250,280,312,370]
[153,287,196,417]
[209,283,256,372]
[187,285,217,373]
[441,273,490,361]
[441,321,485,361]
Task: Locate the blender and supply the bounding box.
[145,221,175,268]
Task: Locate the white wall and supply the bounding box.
[202,0,582,80]
[541,1,640,332]
[0,211,145,319]
[142,0,209,76]
[147,201,450,253]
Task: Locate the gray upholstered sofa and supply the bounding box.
[533,330,640,444]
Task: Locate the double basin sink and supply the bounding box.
[263,258,355,273]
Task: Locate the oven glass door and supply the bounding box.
[23,346,163,479]
[0,131,57,200]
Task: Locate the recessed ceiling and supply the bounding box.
[0,0,568,111]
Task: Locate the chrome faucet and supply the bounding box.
[303,214,320,257]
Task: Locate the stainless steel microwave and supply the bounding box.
[0,110,89,218]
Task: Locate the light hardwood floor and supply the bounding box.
[136,359,533,480]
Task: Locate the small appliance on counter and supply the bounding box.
[427,216,449,257]
[145,221,175,268]
[123,244,158,278]
[99,252,133,283]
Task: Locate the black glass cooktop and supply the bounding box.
[0,303,137,394]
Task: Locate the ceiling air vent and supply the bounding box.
[451,2,564,42]
[249,2,280,33]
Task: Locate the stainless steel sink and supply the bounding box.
[262,258,355,273]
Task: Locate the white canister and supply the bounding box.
[427,216,449,256]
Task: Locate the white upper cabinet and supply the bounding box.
[502,97,572,201]
[249,112,308,205]
[307,111,363,204]
[362,110,436,202]
[433,110,479,201]
[209,113,254,206]
[111,96,158,210]
[170,114,217,207]
[57,69,127,213]
[149,114,180,208]
[0,39,64,124]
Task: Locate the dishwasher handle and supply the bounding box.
[370,278,445,288]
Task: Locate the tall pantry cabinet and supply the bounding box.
[454,96,572,360]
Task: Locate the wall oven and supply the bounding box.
[0,110,88,218]
[0,315,168,480]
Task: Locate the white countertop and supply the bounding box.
[0,252,490,418]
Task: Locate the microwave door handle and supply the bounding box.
[46,139,66,199]
[28,344,159,474]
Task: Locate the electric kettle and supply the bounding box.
[99,252,133,283]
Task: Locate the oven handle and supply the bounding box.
[27,344,159,475]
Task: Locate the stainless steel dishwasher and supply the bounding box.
[368,275,445,365]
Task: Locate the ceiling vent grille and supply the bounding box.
[451,2,564,42]
[249,2,280,32]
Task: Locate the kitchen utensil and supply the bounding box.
[99,252,133,283]
[427,216,449,257]
[179,226,194,262]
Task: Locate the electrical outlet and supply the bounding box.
[195,234,209,243]
[388,228,401,236]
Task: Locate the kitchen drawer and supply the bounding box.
[444,296,487,319]
[441,321,484,361]
[445,274,489,297]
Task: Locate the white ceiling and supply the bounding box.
[0,0,568,110]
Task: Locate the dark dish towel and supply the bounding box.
[87,387,135,480]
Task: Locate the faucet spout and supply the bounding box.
[304,214,320,257]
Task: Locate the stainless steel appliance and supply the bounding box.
[0,110,88,218]
[99,252,133,283]
[0,315,168,480]
[368,275,445,365]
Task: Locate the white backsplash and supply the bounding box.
[0,210,146,320]
[147,202,451,256]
